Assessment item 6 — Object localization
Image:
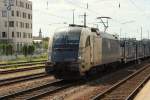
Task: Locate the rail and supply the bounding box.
[0,79,62,100]
[0,60,46,66]
[125,75,150,100]
[0,72,47,86]
[0,65,44,74]
[91,64,150,100]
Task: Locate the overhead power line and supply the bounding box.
[65,0,126,25]
[33,9,68,20]
[128,0,150,20]
[128,0,143,11]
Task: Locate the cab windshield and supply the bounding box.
[53,27,81,49]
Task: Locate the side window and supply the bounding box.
[85,36,90,47]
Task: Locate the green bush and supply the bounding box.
[0,44,14,55]
[6,44,14,55]
[22,45,28,57]
[0,44,3,55]
[22,45,35,57]
[28,45,35,55]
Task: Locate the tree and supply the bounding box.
[0,44,14,55]
[28,45,35,61]
[22,45,28,57]
[28,45,35,55]
[22,45,35,61]
[0,44,3,55]
[42,37,49,50]
[2,44,6,55]
[6,44,14,55]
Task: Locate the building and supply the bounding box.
[33,28,43,48]
[33,28,42,43]
[0,0,32,52]
[33,28,43,53]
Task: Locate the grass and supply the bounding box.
[0,53,48,65]
[0,64,45,70]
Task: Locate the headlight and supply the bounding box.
[77,56,82,63]
[78,56,82,60]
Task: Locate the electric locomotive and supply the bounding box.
[45,24,121,79]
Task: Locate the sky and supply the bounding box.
[29,0,150,40]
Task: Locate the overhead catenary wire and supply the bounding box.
[65,0,128,26]
[34,0,149,39]
[43,0,134,26]
[33,9,69,20]
[44,0,149,27]
[128,0,149,19]
[127,0,150,39]
[128,0,143,11]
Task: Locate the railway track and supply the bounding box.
[1,62,149,100]
[126,75,150,100]
[0,72,47,86]
[0,79,76,100]
[0,62,45,69]
[0,65,45,74]
[91,64,150,100]
[0,60,46,67]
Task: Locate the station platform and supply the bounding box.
[134,80,150,100]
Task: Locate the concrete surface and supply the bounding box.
[134,80,150,100]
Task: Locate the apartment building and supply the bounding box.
[0,0,32,52]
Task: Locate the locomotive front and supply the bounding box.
[45,27,82,79]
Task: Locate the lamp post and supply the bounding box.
[72,9,75,24]
[148,30,149,40]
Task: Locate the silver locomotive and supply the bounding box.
[45,25,120,79]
